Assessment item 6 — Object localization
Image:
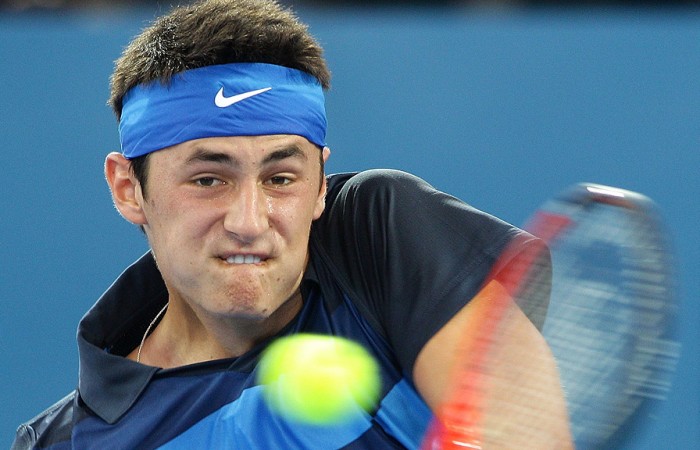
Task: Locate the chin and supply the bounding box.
[206,294,274,320]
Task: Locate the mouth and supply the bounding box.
[222,254,264,265]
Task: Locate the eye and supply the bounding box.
[195,177,225,187]
[267,175,292,186]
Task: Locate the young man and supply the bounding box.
[13,0,572,448]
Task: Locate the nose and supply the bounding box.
[223,180,269,244]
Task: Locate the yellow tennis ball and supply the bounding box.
[257,334,381,425]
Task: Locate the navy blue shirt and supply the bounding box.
[13,170,538,449]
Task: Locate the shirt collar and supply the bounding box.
[77,252,165,424]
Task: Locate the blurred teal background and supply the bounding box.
[1,3,698,448]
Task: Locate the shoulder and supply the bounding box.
[12,391,77,450]
[321,168,459,234]
[322,168,517,248]
[326,169,433,202]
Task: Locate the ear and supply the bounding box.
[313,146,331,220]
[105,152,147,225]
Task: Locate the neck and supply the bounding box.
[129,291,303,368]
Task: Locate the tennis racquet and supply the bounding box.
[422,183,679,450]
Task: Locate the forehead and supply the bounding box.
[149,134,319,167]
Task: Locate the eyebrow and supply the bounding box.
[262,144,308,165]
[185,144,308,167]
[186,148,234,165]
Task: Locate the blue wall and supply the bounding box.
[1,6,698,448]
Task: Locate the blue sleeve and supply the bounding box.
[310,169,545,376]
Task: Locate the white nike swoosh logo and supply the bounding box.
[214,87,272,108]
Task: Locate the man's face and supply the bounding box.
[138,135,328,323]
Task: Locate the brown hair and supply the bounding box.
[108,0,331,196]
[109,0,330,119]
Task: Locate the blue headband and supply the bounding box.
[119,63,327,159]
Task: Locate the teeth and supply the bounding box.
[225,255,261,264]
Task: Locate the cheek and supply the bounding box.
[313,191,326,220]
[145,194,220,244]
[269,195,318,241]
